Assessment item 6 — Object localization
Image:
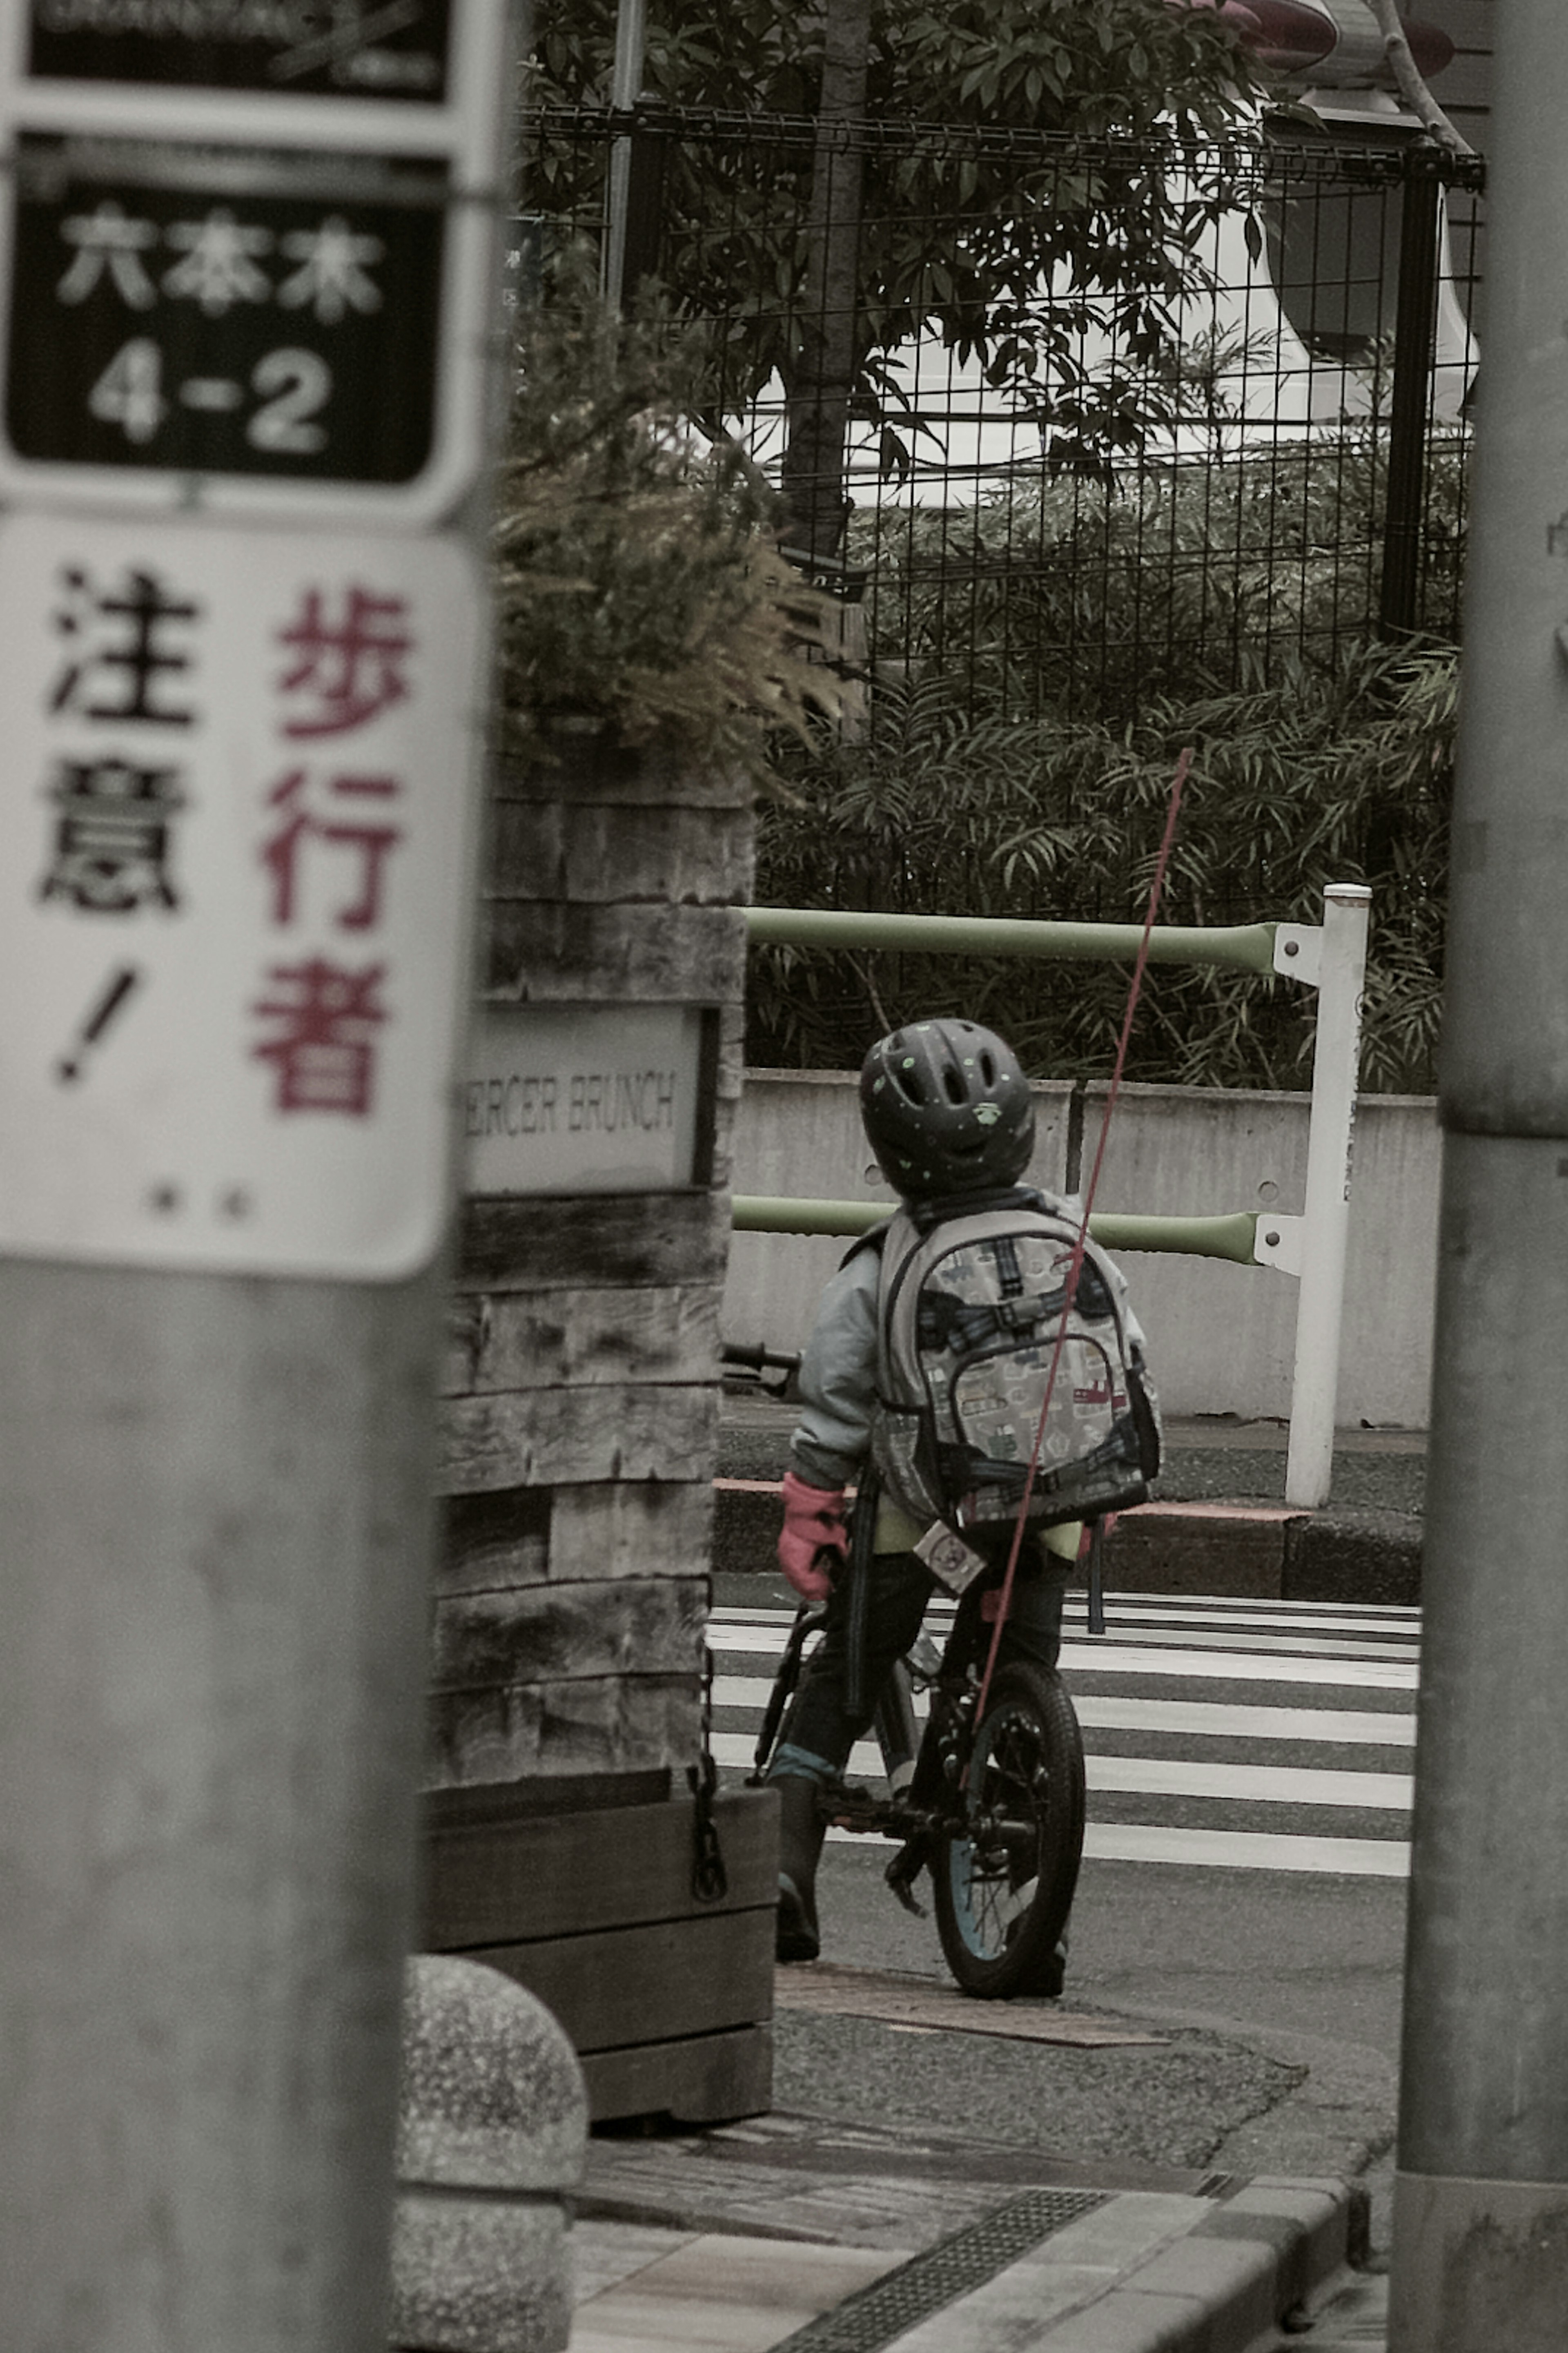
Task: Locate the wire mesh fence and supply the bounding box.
[510,105,1479,1088]
[515,104,1484,732]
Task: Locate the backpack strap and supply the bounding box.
[838,1219,894,1271]
[905,1182,1048,1236]
[842,1461,881,1724]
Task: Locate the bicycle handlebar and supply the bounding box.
[721,1341,803,1374]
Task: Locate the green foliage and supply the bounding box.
[536,0,1251,158]
[493,296,845,776]
[845,419,1469,725]
[748,638,1455,1093]
[527,0,1261,472]
[746,419,1464,1094]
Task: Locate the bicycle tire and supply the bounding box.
[933,1660,1086,1999]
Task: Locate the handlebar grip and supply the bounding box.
[721,1340,803,1373]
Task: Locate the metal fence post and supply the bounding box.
[604,0,648,308]
[1380,146,1444,640]
[1284,883,1371,1511]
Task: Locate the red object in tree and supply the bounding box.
[1181,0,1267,29]
[1172,0,1454,84]
[1232,0,1337,69]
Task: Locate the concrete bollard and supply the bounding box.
[391,1955,588,2353]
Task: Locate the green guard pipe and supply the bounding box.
[730,1196,1262,1265]
[745,906,1281,976]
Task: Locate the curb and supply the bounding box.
[859,2176,1363,2353]
[711,1479,1424,1607]
[1060,2177,1361,2353]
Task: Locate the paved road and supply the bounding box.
[709,1592,1413,2233]
[709,1590,1419,1878]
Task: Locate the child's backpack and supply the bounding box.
[869,1194,1161,1534]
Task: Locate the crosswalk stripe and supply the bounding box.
[710,1621,1418,1691]
[1067,1598,1420,1636]
[713,1675,1414,1749]
[716,1598,1421,1640]
[1082,1823,1411,1876]
[814,1822,1412,1878]
[708,1731,1411,1811]
[1076,1693,1414,1745]
[1059,1642,1417,1690]
[710,1608,1419,1655]
[1074,1628,1415,1662]
[1087,1753,1412,1808]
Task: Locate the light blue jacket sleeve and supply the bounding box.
[788,1240,884,1490]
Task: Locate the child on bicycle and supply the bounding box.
[770,1016,1146,1984]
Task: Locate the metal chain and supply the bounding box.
[688,1629,729,1903]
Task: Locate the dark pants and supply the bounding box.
[771,1543,1068,1787]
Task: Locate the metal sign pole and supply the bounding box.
[0,6,514,2345]
[1283,883,1371,1511]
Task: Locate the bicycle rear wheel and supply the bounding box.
[933,1661,1085,1999]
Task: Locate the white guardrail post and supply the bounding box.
[1282,883,1372,1509]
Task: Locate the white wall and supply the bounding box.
[724,1072,1441,1429]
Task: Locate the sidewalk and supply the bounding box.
[714,1401,1426,1608]
[568,2094,1377,2351]
[615,1401,1411,2350]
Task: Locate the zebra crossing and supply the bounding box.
[708,1592,1420,1880]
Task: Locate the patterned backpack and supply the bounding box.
[869,1193,1161,1535]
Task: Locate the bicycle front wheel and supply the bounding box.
[933,1661,1085,2000]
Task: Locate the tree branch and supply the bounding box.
[1364,0,1472,156]
[780,0,873,564]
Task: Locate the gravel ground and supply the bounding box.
[771,2008,1307,2175]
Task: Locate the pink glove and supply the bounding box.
[778,1470,848,1604]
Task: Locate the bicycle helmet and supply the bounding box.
[860,1018,1035,1197]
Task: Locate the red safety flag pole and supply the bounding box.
[972,747,1192,1732]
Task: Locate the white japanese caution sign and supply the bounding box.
[0,509,485,1278]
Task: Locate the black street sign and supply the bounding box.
[4,136,444,486]
[24,1,453,105]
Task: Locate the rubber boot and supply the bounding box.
[773,1773,826,1963]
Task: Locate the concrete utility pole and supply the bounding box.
[0,9,512,2348]
[1390,2,1568,2342]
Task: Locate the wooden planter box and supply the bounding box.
[422,1776,777,2124]
[426,729,772,2125]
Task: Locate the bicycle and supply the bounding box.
[723,1340,1094,2000]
